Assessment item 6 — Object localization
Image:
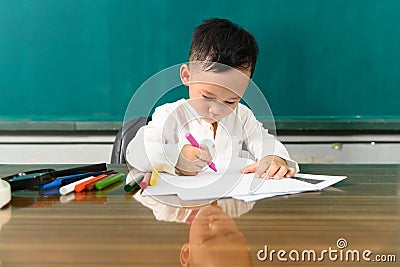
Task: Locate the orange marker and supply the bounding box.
[74,172,114,193]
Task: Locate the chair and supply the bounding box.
[110,116,151,164]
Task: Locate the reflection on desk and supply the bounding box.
[181,204,252,267]
[134,195,256,266]
[134,194,255,223]
[0,164,399,266]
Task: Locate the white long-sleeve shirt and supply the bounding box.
[126,99,299,174]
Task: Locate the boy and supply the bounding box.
[126,18,298,179]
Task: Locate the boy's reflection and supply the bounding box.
[181,204,253,267]
[134,195,255,266]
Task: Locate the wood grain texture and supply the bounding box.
[0,164,399,266]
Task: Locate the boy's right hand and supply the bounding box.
[175,144,213,176]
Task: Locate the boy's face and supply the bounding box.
[180,64,251,123]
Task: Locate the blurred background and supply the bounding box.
[1,0,399,164]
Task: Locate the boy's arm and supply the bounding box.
[271,137,299,171]
[240,107,299,173]
[125,106,181,175]
[248,128,299,172]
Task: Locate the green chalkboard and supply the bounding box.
[1,0,399,127]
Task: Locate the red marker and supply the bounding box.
[139,173,152,190]
[185,132,217,172]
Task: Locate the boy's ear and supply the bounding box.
[180,64,190,86]
[180,243,190,266]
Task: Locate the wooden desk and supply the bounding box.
[0,164,399,266]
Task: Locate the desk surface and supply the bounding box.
[0,164,399,266]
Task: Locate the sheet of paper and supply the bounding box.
[144,158,253,199]
[234,174,347,202]
[143,158,347,201]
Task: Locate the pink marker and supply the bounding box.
[139,173,152,190]
[185,133,217,172]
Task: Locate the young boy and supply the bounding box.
[126,18,298,179]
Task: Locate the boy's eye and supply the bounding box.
[202,95,236,105]
[202,95,214,100]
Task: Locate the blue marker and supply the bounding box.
[39,171,111,190]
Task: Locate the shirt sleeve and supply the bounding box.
[125,104,181,175]
[239,106,300,172]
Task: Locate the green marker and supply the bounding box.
[124,173,144,192]
[95,173,125,190]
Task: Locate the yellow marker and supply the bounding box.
[150,169,158,186]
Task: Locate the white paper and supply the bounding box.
[143,158,347,201]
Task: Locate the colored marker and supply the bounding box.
[85,174,110,191]
[40,171,109,189]
[40,177,65,190]
[40,186,62,196]
[74,171,115,192]
[139,173,152,190]
[59,176,95,196]
[95,173,125,190]
[60,172,101,187]
[124,173,144,192]
[96,180,123,197]
[185,133,217,172]
[124,171,137,185]
[150,169,158,186]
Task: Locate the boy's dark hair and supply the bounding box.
[189,18,259,77]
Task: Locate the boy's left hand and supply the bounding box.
[240,155,296,179]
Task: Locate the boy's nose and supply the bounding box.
[209,101,229,116]
[209,105,222,116]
